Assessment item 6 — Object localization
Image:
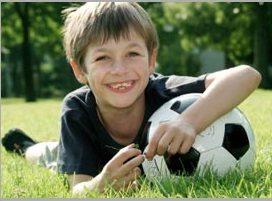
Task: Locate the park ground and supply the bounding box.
[1,89,272,198]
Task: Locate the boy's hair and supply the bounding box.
[62,2,159,71]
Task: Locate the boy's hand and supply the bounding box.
[144,118,197,160]
[100,144,144,190]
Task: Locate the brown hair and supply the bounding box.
[62,2,159,71]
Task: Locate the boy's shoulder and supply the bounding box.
[64,85,90,100]
[61,85,93,112]
[149,72,206,90]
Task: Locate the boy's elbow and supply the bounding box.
[72,182,87,195]
[72,186,79,195]
[240,65,262,87]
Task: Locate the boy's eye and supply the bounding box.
[95,56,109,62]
[128,52,140,57]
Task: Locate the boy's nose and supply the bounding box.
[110,61,129,75]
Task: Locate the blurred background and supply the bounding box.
[1,2,272,102]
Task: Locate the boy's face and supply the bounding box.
[82,30,156,109]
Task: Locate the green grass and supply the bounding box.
[1,90,272,198]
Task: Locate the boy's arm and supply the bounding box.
[69,174,103,194]
[67,174,92,191]
[180,65,261,134]
[145,65,261,159]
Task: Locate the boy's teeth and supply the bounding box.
[110,81,133,89]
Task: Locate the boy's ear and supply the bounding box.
[69,60,88,84]
[149,49,157,74]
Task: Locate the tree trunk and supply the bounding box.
[15,3,36,101]
[253,3,271,88]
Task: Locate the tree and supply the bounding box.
[1,2,79,100]
[253,3,272,88]
[14,3,36,101]
[143,3,272,87]
[1,3,25,97]
[1,2,271,100]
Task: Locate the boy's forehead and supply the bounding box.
[89,30,146,52]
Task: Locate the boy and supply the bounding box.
[2,2,261,195]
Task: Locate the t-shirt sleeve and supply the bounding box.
[164,74,207,95]
[57,95,99,177]
[149,73,207,101]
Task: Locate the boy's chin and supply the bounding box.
[108,98,139,109]
[110,102,135,109]
[103,91,145,109]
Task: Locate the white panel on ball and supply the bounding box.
[197,147,237,176]
[193,117,226,153]
[238,149,255,170]
[221,108,243,124]
[148,104,179,123]
[240,113,255,149]
[142,155,170,182]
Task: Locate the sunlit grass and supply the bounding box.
[1,98,62,141]
[1,89,272,198]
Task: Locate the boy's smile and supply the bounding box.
[106,80,136,93]
[82,30,156,110]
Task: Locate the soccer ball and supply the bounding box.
[142,93,256,181]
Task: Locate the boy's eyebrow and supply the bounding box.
[126,42,145,49]
[92,48,109,54]
[93,42,144,54]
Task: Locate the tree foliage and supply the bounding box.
[143,3,272,82]
[1,2,272,101]
[1,2,81,100]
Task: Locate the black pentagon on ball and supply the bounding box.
[164,147,200,175]
[222,124,250,160]
[170,97,197,114]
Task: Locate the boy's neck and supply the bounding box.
[96,95,146,146]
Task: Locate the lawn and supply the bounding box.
[1,89,272,198]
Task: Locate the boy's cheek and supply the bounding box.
[80,75,89,84]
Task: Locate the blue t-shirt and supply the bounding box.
[57,73,207,177]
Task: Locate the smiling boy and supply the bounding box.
[2,2,261,195]
[56,2,261,194]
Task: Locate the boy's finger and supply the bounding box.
[144,124,165,160]
[126,143,135,149]
[120,148,142,160]
[112,147,141,164]
[119,154,144,175]
[179,139,193,154]
[130,180,140,190]
[123,167,141,183]
[167,135,183,155]
[115,167,141,190]
[156,130,175,155]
